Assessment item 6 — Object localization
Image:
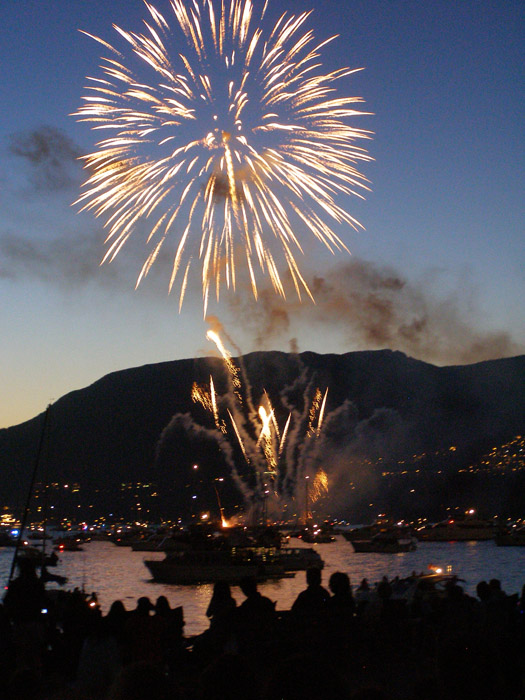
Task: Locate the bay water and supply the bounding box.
[2,538,525,636]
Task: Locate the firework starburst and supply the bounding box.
[75,0,372,310]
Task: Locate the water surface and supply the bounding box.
[2,538,524,635]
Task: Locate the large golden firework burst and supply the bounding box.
[75,0,372,310]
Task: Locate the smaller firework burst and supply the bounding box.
[191,327,330,519]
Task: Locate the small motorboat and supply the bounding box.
[495,525,525,546]
[54,537,84,552]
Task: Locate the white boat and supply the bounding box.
[415,514,494,541]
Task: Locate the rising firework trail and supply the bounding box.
[75,0,372,311]
[191,326,330,518]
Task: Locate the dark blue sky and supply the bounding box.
[1,0,523,427]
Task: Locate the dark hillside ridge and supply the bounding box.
[1,351,523,517]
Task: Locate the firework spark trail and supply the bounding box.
[198,325,331,515]
[206,326,272,497]
[279,374,329,499]
[75,0,372,311]
[310,468,329,503]
[191,375,227,432]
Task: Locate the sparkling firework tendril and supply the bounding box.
[75,0,372,311]
[198,327,330,515]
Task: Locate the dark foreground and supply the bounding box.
[2,564,525,700]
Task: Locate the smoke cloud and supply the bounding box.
[0,230,112,285]
[155,412,253,501]
[228,258,523,365]
[9,126,82,191]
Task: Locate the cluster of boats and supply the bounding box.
[4,511,525,590]
[342,512,525,553]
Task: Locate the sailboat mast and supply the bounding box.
[7,404,51,587]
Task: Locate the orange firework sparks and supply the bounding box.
[196,326,330,517]
[310,468,329,503]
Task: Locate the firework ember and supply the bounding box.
[75,0,371,310]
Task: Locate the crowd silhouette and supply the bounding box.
[2,560,525,699]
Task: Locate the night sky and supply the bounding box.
[1,0,523,428]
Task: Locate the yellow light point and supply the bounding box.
[74,0,371,309]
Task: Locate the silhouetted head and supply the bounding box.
[108,599,126,616]
[155,595,170,615]
[212,580,233,600]
[476,580,490,601]
[16,557,38,578]
[377,579,392,600]
[136,597,153,615]
[329,571,351,596]
[306,567,322,587]
[239,576,258,598]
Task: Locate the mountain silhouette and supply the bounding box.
[1,350,524,520]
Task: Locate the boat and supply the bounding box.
[274,546,324,570]
[415,512,495,541]
[54,536,84,552]
[342,523,384,542]
[495,525,525,546]
[342,517,412,542]
[16,546,60,567]
[291,525,336,544]
[27,530,53,540]
[381,567,464,602]
[145,547,292,585]
[350,530,417,553]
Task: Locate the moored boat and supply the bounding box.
[495,525,525,546]
[54,537,84,552]
[274,546,324,570]
[350,531,417,553]
[415,512,494,541]
[145,548,291,585]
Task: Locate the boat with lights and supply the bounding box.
[350,530,417,553]
[415,512,494,541]
[495,525,525,546]
[144,547,292,585]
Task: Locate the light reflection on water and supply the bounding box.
[2,538,525,636]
